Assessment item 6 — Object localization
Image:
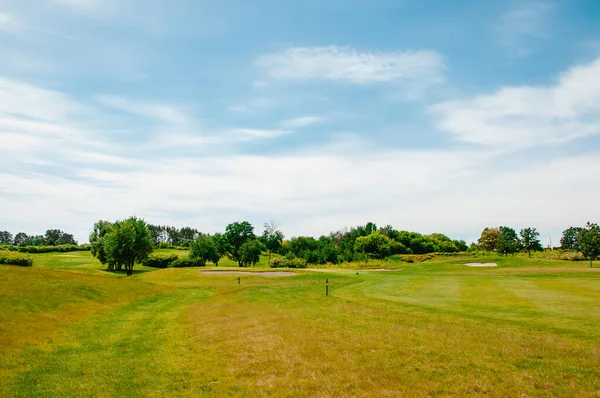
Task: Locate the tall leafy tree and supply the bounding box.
[478,228,501,251]
[520,227,543,258]
[180,227,200,245]
[225,221,256,267]
[13,232,28,246]
[148,224,167,247]
[497,226,521,256]
[239,240,263,267]
[104,217,153,276]
[190,235,219,267]
[261,221,284,263]
[560,227,582,251]
[354,232,392,259]
[0,231,13,245]
[578,222,600,268]
[90,221,114,267]
[44,229,63,246]
[166,226,182,246]
[211,233,230,267]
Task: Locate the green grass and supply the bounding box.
[1,252,599,396]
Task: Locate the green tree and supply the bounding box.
[578,222,600,268]
[560,227,582,251]
[13,232,28,246]
[148,224,167,247]
[104,217,153,276]
[477,227,501,252]
[0,230,13,245]
[44,229,63,246]
[190,235,218,267]
[180,227,200,246]
[354,232,392,259]
[211,233,230,267]
[261,221,284,263]
[497,226,521,256]
[520,227,543,258]
[239,239,263,267]
[90,220,113,267]
[225,221,256,267]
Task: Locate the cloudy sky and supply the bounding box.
[1,0,600,244]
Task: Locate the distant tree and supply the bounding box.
[497,226,521,256]
[354,232,392,259]
[239,240,263,267]
[578,222,600,268]
[225,221,256,267]
[453,239,469,252]
[0,231,13,245]
[104,217,153,276]
[148,224,167,247]
[520,227,543,258]
[211,233,230,267]
[166,226,182,246]
[44,229,64,246]
[24,235,45,246]
[13,232,28,246]
[261,221,284,263]
[90,221,114,268]
[478,228,501,251]
[190,235,218,267]
[180,227,200,246]
[57,233,77,245]
[560,227,582,251]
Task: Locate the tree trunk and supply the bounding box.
[591,259,593,268]
[528,249,531,258]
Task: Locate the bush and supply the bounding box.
[3,244,91,254]
[0,250,33,266]
[142,253,178,268]
[170,257,205,268]
[158,242,171,249]
[397,253,436,263]
[269,256,307,269]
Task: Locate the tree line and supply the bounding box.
[0,229,77,246]
[475,223,600,266]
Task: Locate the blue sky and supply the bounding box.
[1,0,600,244]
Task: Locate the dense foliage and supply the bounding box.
[0,250,33,266]
[142,253,179,268]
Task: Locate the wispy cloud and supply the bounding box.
[255,46,445,85]
[280,116,323,129]
[231,128,290,139]
[496,1,554,57]
[431,56,600,148]
[95,95,190,125]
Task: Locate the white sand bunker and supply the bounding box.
[464,263,497,267]
[200,271,296,277]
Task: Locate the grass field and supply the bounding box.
[1,251,600,397]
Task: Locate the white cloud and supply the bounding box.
[496,1,554,56]
[280,116,323,129]
[231,129,290,139]
[255,46,445,85]
[95,95,190,125]
[431,56,600,148]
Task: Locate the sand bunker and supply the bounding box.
[199,271,296,277]
[464,263,497,267]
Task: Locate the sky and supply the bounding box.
[1,0,600,245]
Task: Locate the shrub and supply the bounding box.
[0,250,33,266]
[397,253,436,263]
[269,256,307,269]
[158,242,171,249]
[142,252,179,268]
[8,244,91,254]
[170,257,205,268]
